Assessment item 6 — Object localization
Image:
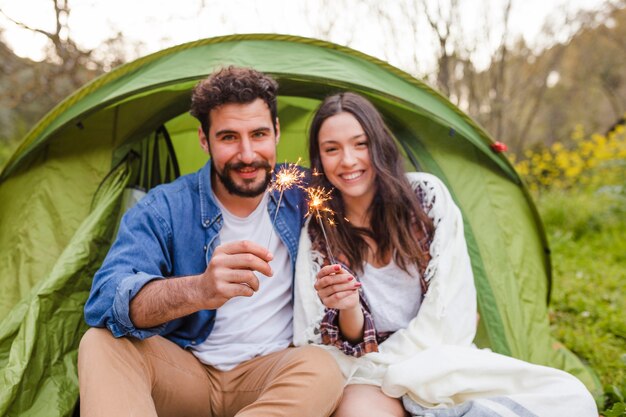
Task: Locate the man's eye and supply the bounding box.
[221,135,236,141]
[253,131,267,138]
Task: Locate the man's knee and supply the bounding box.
[79,328,114,355]
[78,327,133,367]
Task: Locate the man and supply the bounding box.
[79,67,344,417]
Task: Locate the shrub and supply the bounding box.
[512,119,626,193]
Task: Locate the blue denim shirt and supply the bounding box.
[84,161,308,348]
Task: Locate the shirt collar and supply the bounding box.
[198,160,221,228]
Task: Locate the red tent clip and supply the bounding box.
[491,141,508,153]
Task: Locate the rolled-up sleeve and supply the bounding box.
[109,272,168,338]
[320,292,380,357]
[84,195,173,339]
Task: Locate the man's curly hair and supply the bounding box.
[190,66,279,136]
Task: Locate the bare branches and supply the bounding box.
[491,0,513,140]
[1,0,93,77]
[422,0,460,96]
[513,45,567,150]
[0,0,131,143]
[0,0,141,93]
[0,9,52,39]
[366,0,416,69]
[303,0,360,47]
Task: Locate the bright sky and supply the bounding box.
[0,0,612,73]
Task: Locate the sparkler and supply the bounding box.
[267,159,306,248]
[305,186,337,264]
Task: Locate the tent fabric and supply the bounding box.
[0,34,602,416]
[0,159,131,416]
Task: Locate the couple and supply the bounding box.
[79,66,597,417]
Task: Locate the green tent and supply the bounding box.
[0,34,601,416]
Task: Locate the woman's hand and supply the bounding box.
[314,264,361,310]
[315,264,365,343]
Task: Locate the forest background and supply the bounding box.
[0,0,625,414]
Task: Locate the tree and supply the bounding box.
[0,0,135,165]
[518,1,626,147]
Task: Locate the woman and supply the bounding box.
[293,92,597,417]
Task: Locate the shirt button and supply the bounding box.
[191,341,196,345]
[203,245,207,251]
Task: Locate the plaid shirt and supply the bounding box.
[312,184,434,358]
[319,268,392,357]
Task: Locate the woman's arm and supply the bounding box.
[337,305,365,343]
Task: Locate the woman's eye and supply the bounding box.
[356,141,368,148]
[323,147,338,153]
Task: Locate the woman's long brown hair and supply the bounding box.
[308,92,434,275]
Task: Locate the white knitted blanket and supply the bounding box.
[293,173,597,417]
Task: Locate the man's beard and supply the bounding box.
[213,160,272,197]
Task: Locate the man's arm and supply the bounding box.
[84,201,175,338]
[85,193,273,338]
[129,240,274,329]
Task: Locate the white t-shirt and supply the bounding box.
[191,193,293,371]
[359,261,423,333]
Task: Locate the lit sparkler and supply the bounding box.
[269,158,306,194]
[305,186,336,264]
[267,160,306,248]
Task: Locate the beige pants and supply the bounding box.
[78,328,344,417]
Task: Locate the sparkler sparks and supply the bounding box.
[305,186,337,264]
[305,186,333,217]
[267,160,306,248]
[265,161,337,265]
[311,168,324,177]
[269,159,306,193]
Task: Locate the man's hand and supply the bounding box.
[130,240,273,329]
[199,240,274,310]
[314,264,360,310]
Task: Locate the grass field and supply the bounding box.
[536,187,626,414]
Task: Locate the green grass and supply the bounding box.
[536,186,626,413]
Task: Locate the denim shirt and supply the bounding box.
[84,161,308,348]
